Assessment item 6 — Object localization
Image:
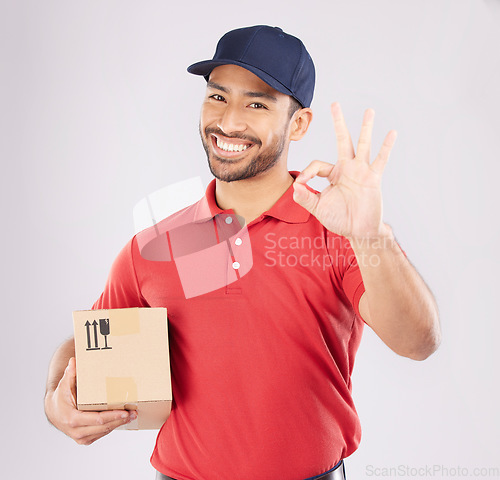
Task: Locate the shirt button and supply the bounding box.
[225,217,233,224]
[234,238,242,246]
[232,261,240,269]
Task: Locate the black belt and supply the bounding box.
[310,459,346,480]
[155,459,346,480]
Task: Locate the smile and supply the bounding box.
[211,134,254,156]
[216,139,250,152]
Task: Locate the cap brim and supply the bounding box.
[187,59,298,104]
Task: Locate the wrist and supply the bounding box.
[347,224,395,249]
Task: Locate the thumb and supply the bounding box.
[292,182,319,214]
[61,357,77,407]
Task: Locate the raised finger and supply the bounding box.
[295,160,335,184]
[356,108,375,163]
[331,102,355,160]
[371,130,398,174]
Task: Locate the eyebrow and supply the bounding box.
[207,81,278,103]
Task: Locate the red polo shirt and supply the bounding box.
[92,171,366,480]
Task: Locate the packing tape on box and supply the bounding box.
[106,377,138,406]
[109,308,140,336]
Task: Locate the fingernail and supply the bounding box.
[128,413,137,422]
[121,413,129,419]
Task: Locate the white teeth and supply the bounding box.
[216,137,250,153]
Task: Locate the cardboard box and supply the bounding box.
[72,307,172,430]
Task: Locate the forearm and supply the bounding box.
[350,225,441,360]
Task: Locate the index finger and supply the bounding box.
[331,102,355,161]
[295,160,335,184]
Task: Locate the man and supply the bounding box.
[44,25,440,480]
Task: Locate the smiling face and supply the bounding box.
[199,64,297,183]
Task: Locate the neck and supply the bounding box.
[214,166,294,224]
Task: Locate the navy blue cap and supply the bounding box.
[187,25,315,108]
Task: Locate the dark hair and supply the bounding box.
[288,97,303,119]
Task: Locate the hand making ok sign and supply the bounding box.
[293,102,398,240]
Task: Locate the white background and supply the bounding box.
[1,0,499,478]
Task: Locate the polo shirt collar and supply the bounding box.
[193,171,311,224]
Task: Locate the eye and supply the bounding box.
[209,94,226,102]
[249,102,267,110]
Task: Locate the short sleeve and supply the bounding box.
[325,231,365,318]
[340,242,365,319]
[92,236,149,310]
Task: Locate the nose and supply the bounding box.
[217,104,246,135]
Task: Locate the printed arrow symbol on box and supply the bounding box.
[85,321,100,350]
[85,321,92,349]
[92,320,99,349]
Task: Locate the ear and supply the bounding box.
[289,108,313,141]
